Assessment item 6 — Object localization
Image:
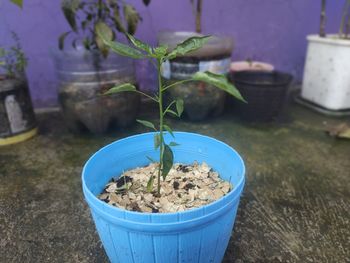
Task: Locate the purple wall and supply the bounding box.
[0,0,345,107]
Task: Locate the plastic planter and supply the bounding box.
[231,71,292,122]
[302,35,350,111]
[0,76,37,146]
[158,31,233,121]
[52,49,139,134]
[82,132,245,263]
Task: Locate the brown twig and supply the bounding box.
[195,0,203,33]
[339,0,350,38]
[319,0,326,37]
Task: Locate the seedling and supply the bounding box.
[96,23,245,196]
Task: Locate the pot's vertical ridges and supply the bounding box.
[213,202,240,262]
[179,207,204,262]
[127,232,136,263]
[91,211,121,262]
[127,214,155,262]
[151,213,179,262]
[109,223,134,262]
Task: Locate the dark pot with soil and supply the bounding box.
[52,50,140,134]
[0,76,37,145]
[231,71,293,122]
[158,31,233,121]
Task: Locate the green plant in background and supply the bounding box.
[0,1,27,78]
[59,0,150,56]
[9,0,23,8]
[0,33,27,78]
[96,23,245,196]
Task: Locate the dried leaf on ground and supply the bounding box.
[326,123,350,139]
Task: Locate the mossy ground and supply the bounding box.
[0,102,349,262]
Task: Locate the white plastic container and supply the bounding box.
[301,35,350,111]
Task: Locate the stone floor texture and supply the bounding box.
[0,103,349,263]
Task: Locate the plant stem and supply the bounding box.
[195,0,203,33]
[162,79,194,92]
[157,58,164,196]
[98,0,103,19]
[346,14,350,39]
[339,0,350,38]
[319,0,326,37]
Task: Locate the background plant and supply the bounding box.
[9,0,23,8]
[96,23,245,196]
[0,33,27,78]
[0,0,27,78]
[59,0,150,56]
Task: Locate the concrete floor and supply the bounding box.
[0,103,349,263]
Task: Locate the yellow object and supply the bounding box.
[0,128,38,146]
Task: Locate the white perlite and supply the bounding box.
[98,162,232,213]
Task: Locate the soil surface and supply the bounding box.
[0,99,349,262]
[99,162,231,213]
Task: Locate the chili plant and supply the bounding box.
[96,23,245,196]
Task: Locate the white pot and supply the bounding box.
[301,35,350,111]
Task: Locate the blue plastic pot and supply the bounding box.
[82,132,245,263]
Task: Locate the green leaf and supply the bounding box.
[123,4,141,35]
[58,31,70,50]
[96,22,145,59]
[176,99,184,117]
[126,33,152,54]
[10,0,23,8]
[136,119,156,130]
[166,109,178,117]
[169,142,180,147]
[146,155,156,163]
[167,36,211,60]
[162,144,174,180]
[163,124,174,138]
[61,0,80,32]
[95,21,113,57]
[83,38,91,50]
[154,133,161,149]
[153,45,168,57]
[104,83,136,95]
[146,175,154,192]
[113,8,126,33]
[192,71,246,102]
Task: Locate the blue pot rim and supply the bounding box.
[82,132,245,230]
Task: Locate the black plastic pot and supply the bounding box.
[0,76,37,146]
[231,71,293,122]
